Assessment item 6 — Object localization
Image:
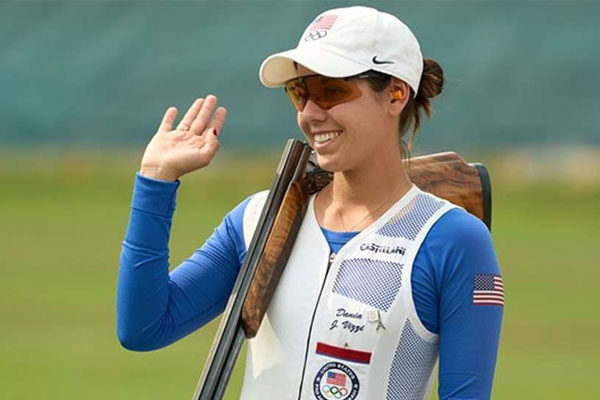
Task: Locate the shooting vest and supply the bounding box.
[240,185,457,400]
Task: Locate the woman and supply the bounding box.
[118,6,503,400]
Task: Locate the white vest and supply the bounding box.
[240,186,457,400]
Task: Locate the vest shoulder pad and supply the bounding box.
[242,190,269,247]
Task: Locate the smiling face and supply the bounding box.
[295,65,406,173]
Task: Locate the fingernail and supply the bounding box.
[213,128,218,136]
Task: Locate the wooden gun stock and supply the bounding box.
[409,151,492,229]
[241,172,310,337]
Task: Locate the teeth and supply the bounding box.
[314,131,342,144]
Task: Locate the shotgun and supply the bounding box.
[192,139,312,399]
[193,139,492,398]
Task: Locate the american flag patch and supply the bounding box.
[327,371,347,386]
[473,274,504,306]
[309,15,338,31]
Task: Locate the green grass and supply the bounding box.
[1,152,598,399]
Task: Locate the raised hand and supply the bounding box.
[139,95,227,181]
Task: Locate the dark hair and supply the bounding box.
[365,59,445,154]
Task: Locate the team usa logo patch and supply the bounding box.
[473,274,504,306]
[313,362,359,400]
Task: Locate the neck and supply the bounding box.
[317,146,413,231]
[331,155,410,207]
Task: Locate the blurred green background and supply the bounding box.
[1,1,599,399]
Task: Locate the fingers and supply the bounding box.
[190,95,218,135]
[157,107,177,133]
[177,98,204,132]
[160,95,226,138]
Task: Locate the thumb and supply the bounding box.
[200,127,220,160]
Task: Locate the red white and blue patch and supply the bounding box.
[313,362,359,400]
[473,274,504,306]
[316,342,372,364]
[309,15,338,31]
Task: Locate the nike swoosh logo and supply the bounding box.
[372,56,394,65]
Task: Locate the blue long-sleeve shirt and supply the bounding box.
[117,173,503,399]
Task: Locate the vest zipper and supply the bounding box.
[296,252,336,399]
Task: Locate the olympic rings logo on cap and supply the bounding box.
[303,30,328,42]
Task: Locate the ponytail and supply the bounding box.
[400,58,445,151]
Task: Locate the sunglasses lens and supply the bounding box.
[284,81,307,111]
[307,77,357,109]
[284,75,363,111]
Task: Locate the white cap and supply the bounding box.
[259,6,423,97]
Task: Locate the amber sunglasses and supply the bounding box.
[284,71,390,111]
